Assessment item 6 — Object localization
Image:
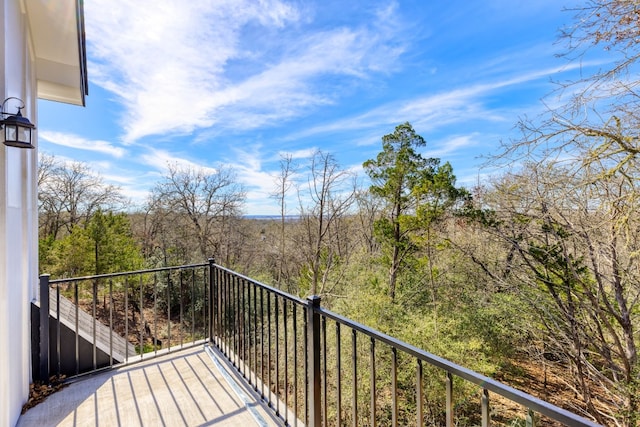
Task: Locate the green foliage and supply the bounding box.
[40,210,144,277]
[333,260,524,425]
[363,122,467,301]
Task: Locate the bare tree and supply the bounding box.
[38,154,125,239]
[498,1,640,183]
[353,190,383,254]
[270,154,297,290]
[147,163,245,263]
[465,162,639,426]
[295,151,357,296]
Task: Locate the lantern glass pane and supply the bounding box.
[18,126,30,143]
[5,125,17,142]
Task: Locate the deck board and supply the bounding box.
[17,345,282,427]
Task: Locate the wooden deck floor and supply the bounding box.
[17,345,282,427]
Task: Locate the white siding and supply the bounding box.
[0,0,38,425]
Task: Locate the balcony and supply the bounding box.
[17,345,281,426]
[19,261,599,426]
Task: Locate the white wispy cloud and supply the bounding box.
[86,1,300,142]
[425,134,479,158]
[284,59,588,145]
[85,0,406,143]
[277,147,317,159]
[139,148,217,175]
[39,131,126,157]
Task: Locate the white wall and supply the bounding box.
[0,1,39,425]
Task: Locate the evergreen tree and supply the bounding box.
[363,122,466,300]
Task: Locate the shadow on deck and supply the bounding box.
[18,345,282,427]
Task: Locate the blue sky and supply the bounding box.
[38,0,592,215]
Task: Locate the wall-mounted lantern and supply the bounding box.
[1,97,35,149]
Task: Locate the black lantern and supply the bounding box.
[1,97,35,149]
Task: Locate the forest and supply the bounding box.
[37,2,639,426]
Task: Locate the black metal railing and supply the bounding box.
[209,262,601,427]
[36,260,601,426]
[38,263,210,379]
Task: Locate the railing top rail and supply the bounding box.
[317,306,600,427]
[213,263,307,305]
[45,262,209,284]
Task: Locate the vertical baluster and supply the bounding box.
[191,270,195,344]
[245,279,249,378]
[253,282,258,391]
[225,271,230,356]
[303,307,308,425]
[260,286,265,399]
[481,388,490,427]
[232,274,237,367]
[125,276,130,357]
[166,271,171,352]
[214,267,218,345]
[75,281,79,375]
[221,268,225,350]
[248,281,252,378]
[203,266,207,341]
[446,372,453,427]
[236,275,241,369]
[153,273,158,354]
[241,277,246,377]
[139,275,144,357]
[92,279,97,369]
[56,285,61,375]
[231,272,235,360]
[322,316,327,426]
[206,266,210,341]
[224,271,229,354]
[246,279,251,379]
[230,272,233,358]
[230,273,234,362]
[336,322,342,427]
[267,291,273,406]
[109,280,114,366]
[224,270,228,352]
[417,359,423,426]
[179,270,184,348]
[209,258,220,345]
[293,304,298,427]
[352,329,357,427]
[212,266,217,344]
[391,347,397,427]
[370,337,376,427]
[275,295,280,417]
[246,280,251,385]
[220,270,224,351]
[215,266,220,345]
[284,299,289,425]
[526,408,536,427]
[222,271,233,362]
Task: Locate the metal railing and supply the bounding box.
[38,262,210,379]
[209,262,601,427]
[36,260,601,426]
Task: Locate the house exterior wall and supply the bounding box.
[0,1,39,425]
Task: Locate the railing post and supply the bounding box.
[307,295,322,427]
[208,258,215,343]
[39,274,50,383]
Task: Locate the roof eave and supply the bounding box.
[26,0,88,106]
